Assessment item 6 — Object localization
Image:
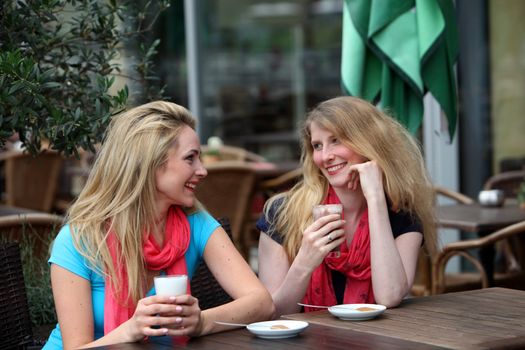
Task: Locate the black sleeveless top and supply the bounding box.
[256,199,423,304]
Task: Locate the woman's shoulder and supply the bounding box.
[48,224,97,279]
[256,196,287,244]
[266,195,287,214]
[186,209,221,234]
[51,224,74,249]
[388,208,422,236]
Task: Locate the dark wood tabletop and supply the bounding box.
[88,321,445,350]
[436,202,525,232]
[283,287,525,350]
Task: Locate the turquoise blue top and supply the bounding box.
[43,210,219,350]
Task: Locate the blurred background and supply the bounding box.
[1,0,525,343]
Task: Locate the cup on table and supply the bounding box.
[154,274,188,296]
[478,190,505,207]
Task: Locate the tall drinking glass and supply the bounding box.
[312,204,343,257]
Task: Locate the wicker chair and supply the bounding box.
[2,151,64,212]
[483,170,525,198]
[201,145,266,163]
[432,220,525,294]
[191,218,233,310]
[483,170,525,279]
[195,161,256,260]
[258,167,303,198]
[0,242,45,349]
[411,186,475,296]
[0,213,64,260]
[244,167,303,265]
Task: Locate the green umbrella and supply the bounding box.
[341,0,458,138]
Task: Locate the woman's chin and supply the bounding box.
[327,174,349,187]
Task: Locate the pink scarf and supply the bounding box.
[104,206,191,333]
[302,187,374,311]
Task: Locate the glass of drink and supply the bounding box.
[313,204,343,220]
[312,204,343,257]
[154,274,188,296]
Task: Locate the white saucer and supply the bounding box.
[328,303,386,321]
[246,320,309,339]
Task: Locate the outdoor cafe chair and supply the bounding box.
[243,167,303,267]
[432,220,525,294]
[195,161,256,260]
[0,213,64,260]
[201,144,266,163]
[191,218,233,310]
[2,151,63,212]
[0,242,45,349]
[483,170,525,277]
[411,186,475,296]
[483,169,525,198]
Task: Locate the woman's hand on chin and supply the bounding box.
[347,161,384,199]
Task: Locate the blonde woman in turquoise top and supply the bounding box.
[45,101,274,349]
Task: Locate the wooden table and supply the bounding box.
[283,288,525,350]
[436,203,525,285]
[436,202,525,232]
[88,319,444,350]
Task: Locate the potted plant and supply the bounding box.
[0,0,169,156]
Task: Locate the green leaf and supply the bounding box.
[0,0,167,156]
[41,82,62,89]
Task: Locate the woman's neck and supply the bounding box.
[153,208,169,247]
[332,186,366,218]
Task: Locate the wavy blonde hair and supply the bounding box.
[67,101,197,303]
[265,96,436,261]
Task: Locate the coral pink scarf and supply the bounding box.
[104,206,190,334]
[302,188,374,311]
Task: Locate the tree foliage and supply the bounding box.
[0,0,169,156]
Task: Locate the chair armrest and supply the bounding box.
[434,186,475,205]
[431,220,525,294]
[432,250,488,294]
[259,168,302,190]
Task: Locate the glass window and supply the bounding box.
[157,0,343,162]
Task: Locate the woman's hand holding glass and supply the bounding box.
[295,214,345,271]
[125,294,203,340]
[164,294,203,336]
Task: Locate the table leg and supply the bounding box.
[478,239,495,287]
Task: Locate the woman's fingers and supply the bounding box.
[131,294,202,338]
[347,168,360,191]
[327,232,346,249]
[325,229,344,243]
[141,302,180,317]
[170,294,198,306]
[310,213,342,230]
[305,217,344,246]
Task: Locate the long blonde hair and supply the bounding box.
[265,96,436,261]
[68,101,197,303]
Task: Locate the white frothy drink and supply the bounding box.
[154,274,188,296]
[312,204,343,220]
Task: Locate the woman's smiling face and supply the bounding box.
[155,125,207,209]
[310,121,367,188]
